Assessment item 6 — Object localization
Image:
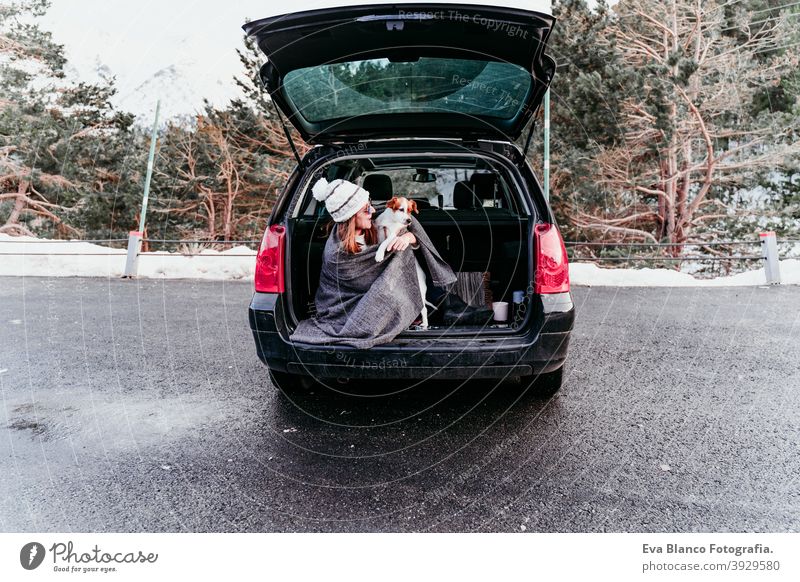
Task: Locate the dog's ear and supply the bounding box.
[409,199,418,214]
[386,197,399,210]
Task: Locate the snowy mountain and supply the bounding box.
[40,1,256,125]
[60,53,246,125]
[115,63,238,124]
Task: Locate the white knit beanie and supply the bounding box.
[311,177,370,223]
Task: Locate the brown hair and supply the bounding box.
[321,216,377,254]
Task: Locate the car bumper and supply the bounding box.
[248,292,574,380]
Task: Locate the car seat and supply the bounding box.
[453,181,480,210]
[363,173,393,204]
[469,172,498,206]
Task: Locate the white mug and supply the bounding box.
[492,301,509,322]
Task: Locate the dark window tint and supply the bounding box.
[283,58,531,123]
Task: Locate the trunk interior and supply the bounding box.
[286,155,534,335]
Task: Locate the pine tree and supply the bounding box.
[58,80,146,241]
[0,0,144,239]
[146,28,307,242]
[152,102,295,241]
[585,0,800,246]
[1,0,71,236]
[233,30,272,116]
[528,0,626,241]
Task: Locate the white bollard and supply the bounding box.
[123,231,143,278]
[759,231,781,285]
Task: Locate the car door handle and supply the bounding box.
[446,234,450,251]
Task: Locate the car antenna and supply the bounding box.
[270,99,304,170]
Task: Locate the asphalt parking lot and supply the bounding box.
[1,277,798,532]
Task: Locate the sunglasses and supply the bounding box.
[360,198,374,215]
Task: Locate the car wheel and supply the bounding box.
[268,369,316,395]
[514,366,563,397]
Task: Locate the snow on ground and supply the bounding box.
[569,261,799,287]
[1,234,798,286]
[0,235,255,280]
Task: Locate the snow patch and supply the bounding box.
[0,235,256,281]
[570,260,800,287]
[2,234,798,286]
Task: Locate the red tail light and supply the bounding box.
[255,224,286,293]
[534,223,570,294]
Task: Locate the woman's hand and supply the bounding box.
[387,232,417,252]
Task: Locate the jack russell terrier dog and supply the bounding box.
[374,196,436,329]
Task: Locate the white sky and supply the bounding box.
[40,0,558,121]
[41,0,278,120]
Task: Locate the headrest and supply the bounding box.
[453,181,478,210]
[469,172,497,199]
[363,173,393,201]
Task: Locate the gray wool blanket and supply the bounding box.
[289,215,457,349]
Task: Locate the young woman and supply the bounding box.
[323,180,418,256]
[288,177,481,348]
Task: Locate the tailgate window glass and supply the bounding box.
[283,57,531,123]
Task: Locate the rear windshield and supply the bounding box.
[283,57,532,123]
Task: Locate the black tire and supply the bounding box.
[268,369,316,395]
[523,366,564,397]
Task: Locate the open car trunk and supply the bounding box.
[243,2,555,144]
[283,151,537,337]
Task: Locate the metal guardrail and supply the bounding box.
[0,252,126,256]
[0,238,258,258]
[569,256,765,262]
[142,239,261,244]
[564,240,800,246]
[138,252,255,257]
[0,233,793,283]
[0,239,129,244]
[563,233,791,283]
[564,239,797,261]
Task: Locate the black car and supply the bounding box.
[245,1,574,394]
